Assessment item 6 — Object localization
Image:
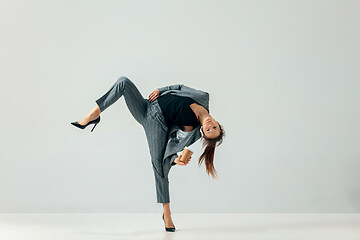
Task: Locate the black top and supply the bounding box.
[157,93,201,129]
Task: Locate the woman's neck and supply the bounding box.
[190,103,210,125]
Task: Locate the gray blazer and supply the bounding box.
[156,84,210,166]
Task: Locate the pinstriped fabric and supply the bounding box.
[95,76,172,203]
[143,103,171,203]
[95,76,148,125]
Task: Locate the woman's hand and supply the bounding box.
[148,89,160,101]
[174,155,192,166]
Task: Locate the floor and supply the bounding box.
[0,213,359,240]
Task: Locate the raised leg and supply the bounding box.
[78,105,101,125]
[94,76,148,125]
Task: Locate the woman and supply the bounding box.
[71,76,225,232]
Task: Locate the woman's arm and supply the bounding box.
[170,151,192,166]
[157,84,184,95]
[181,85,209,97]
[159,84,209,97]
[152,83,209,103]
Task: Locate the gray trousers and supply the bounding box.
[95,76,172,203]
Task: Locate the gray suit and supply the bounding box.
[95,76,210,203]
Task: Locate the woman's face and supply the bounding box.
[202,116,220,139]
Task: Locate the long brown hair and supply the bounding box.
[198,124,225,179]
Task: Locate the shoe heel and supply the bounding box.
[71,115,100,131]
[162,213,176,232]
[91,123,98,132]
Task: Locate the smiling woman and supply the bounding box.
[190,103,222,139]
[155,87,226,179]
[71,76,225,232]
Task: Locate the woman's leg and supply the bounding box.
[94,76,148,125]
[143,119,175,227]
[162,203,175,228]
[143,118,170,203]
[79,76,148,126]
[78,105,101,125]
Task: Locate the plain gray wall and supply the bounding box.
[0,0,359,213]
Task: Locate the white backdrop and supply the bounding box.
[0,0,359,213]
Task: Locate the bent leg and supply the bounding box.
[95,76,148,125]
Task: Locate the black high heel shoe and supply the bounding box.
[162,213,176,232]
[71,116,100,132]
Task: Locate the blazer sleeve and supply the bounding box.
[170,154,178,166]
[181,85,209,97]
[157,84,184,95]
[175,137,201,160]
[157,84,209,97]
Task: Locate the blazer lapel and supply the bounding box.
[163,125,202,161]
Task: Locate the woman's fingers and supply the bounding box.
[148,91,159,101]
[179,156,185,165]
